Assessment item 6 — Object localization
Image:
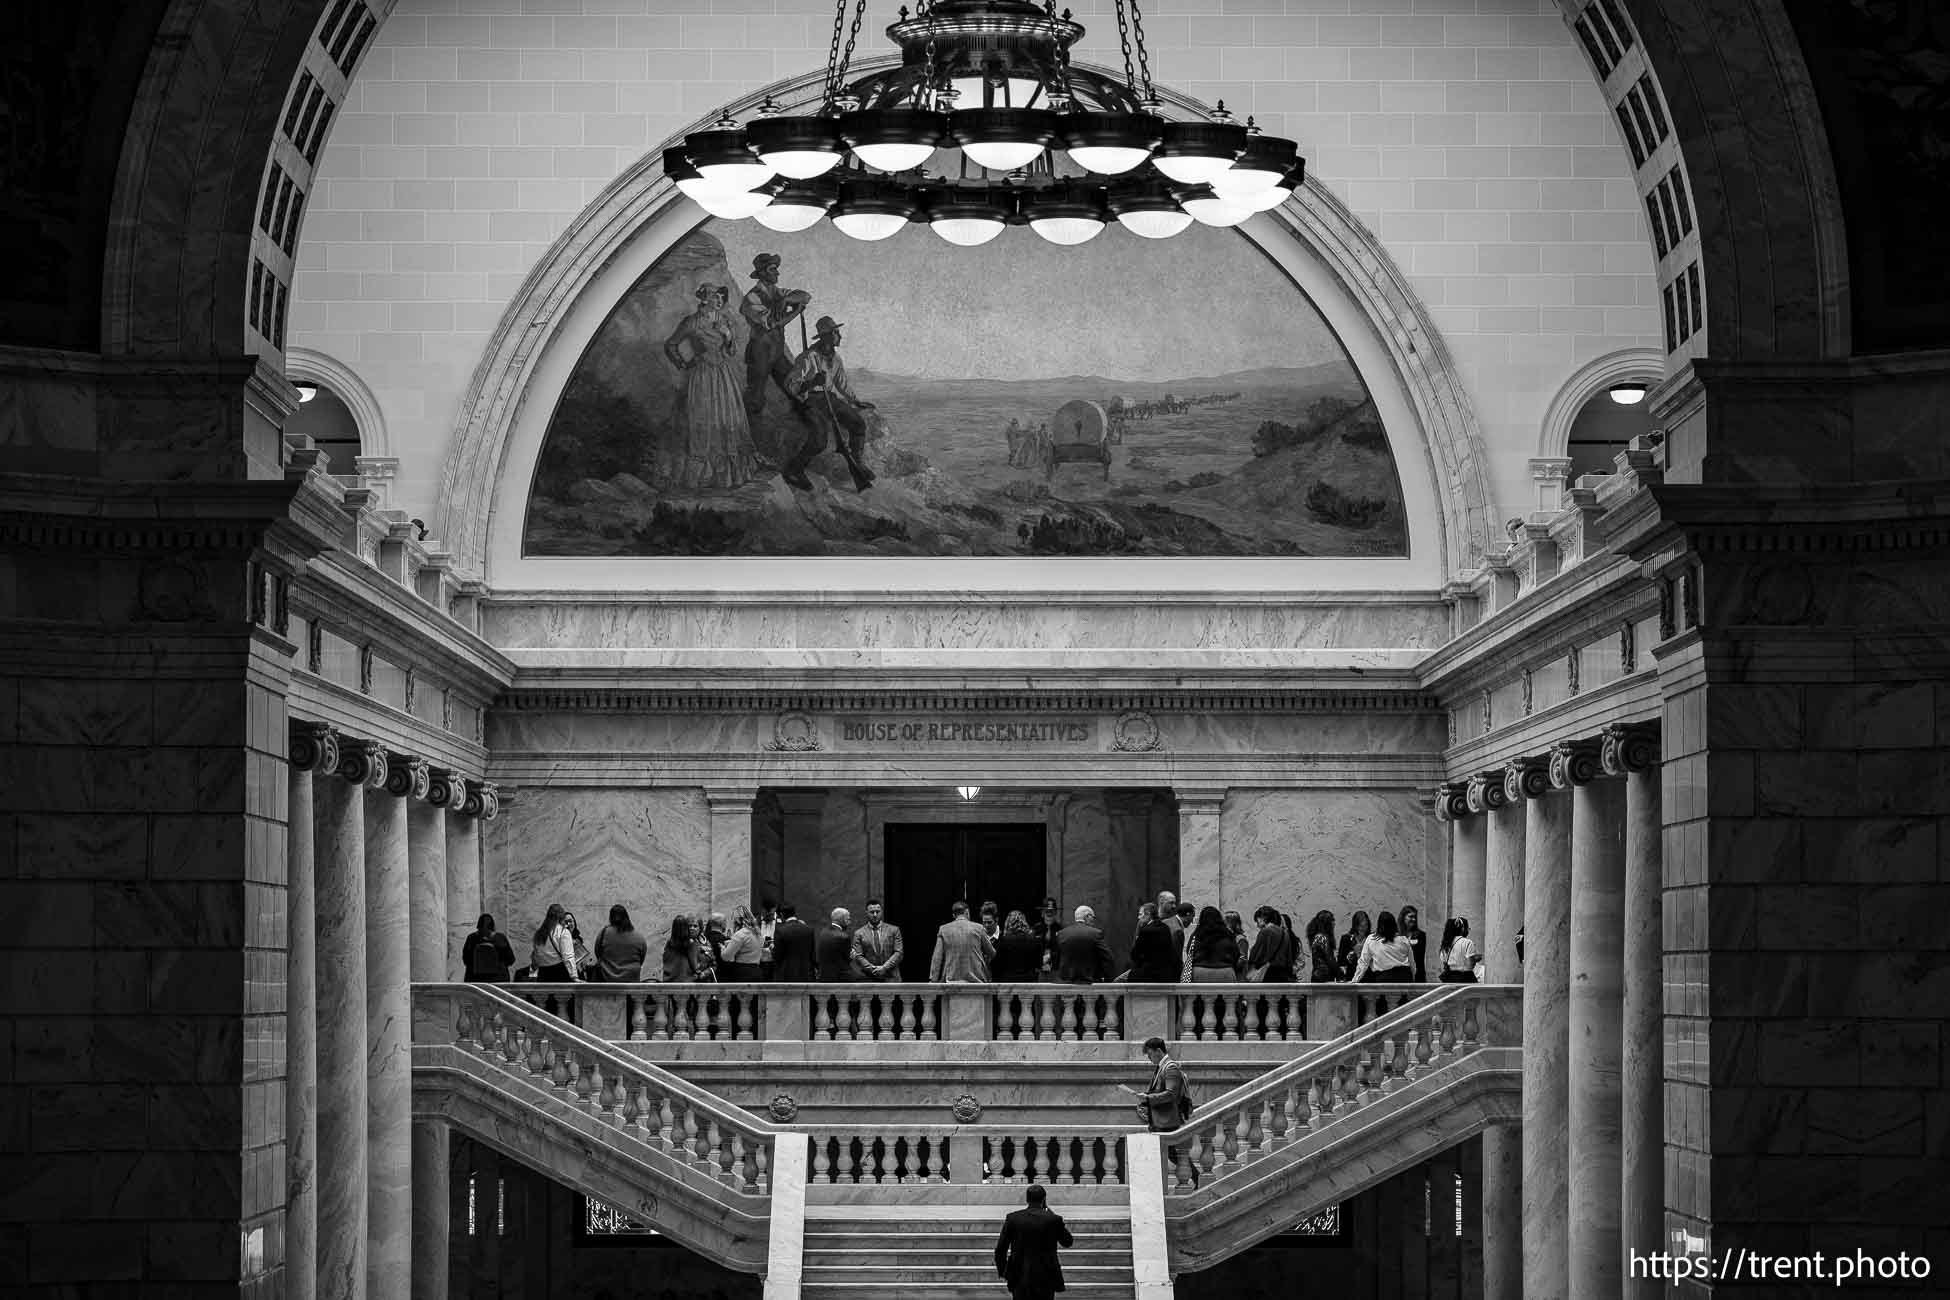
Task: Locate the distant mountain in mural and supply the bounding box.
[523,220,1407,558]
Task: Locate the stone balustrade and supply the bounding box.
[801,1126,1128,1186]
[427,983,776,1197]
[1158,984,1520,1194]
[503,981,1389,1044]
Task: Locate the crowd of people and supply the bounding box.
[458,890,1490,987]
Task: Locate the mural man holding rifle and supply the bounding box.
[784,315,877,492]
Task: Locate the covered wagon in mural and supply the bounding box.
[1042,399,1113,481]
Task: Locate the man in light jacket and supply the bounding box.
[928,899,996,982]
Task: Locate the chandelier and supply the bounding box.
[662,0,1306,245]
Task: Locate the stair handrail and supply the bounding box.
[1151,984,1521,1189]
[416,981,783,1196]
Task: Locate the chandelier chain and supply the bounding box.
[827,0,870,106]
[1128,0,1155,100]
[1112,0,1138,96]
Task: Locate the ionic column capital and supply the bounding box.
[1502,755,1551,803]
[338,739,389,789]
[427,767,462,811]
[1548,739,1603,789]
[1466,769,1510,814]
[459,779,500,821]
[1433,782,1471,822]
[385,754,432,801]
[290,721,340,774]
[1600,723,1661,775]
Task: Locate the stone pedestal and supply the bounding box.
[1482,800,1525,984]
[1619,762,1662,1296]
[1517,763,1570,1300]
[364,772,413,1297]
[707,788,758,922]
[1569,775,1626,1300]
[1174,788,1226,910]
[316,753,373,1300]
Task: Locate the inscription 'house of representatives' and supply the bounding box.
[837,719,1096,746]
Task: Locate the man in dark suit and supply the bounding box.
[770,902,817,981]
[814,907,854,981]
[850,898,904,982]
[1054,905,1115,984]
[995,1184,1073,1300]
[1127,903,1180,983]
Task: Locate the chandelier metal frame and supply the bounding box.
[662,0,1307,245]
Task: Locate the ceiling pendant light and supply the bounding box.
[683,114,776,192]
[752,180,837,232]
[926,189,1011,247]
[830,177,917,241]
[1608,381,1650,405]
[746,98,847,179]
[1062,109,1165,175]
[1108,177,1193,239]
[1209,122,1300,196]
[1178,183,1252,228]
[1153,103,1248,185]
[662,0,1308,248]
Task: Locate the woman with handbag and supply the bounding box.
[1245,906,1297,982]
[530,903,577,982]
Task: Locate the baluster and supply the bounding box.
[501,1023,524,1070]
[894,995,915,1041]
[548,1044,571,1093]
[1460,996,1482,1049]
[997,994,1015,1040]
[618,1080,642,1136]
[1389,1034,1411,1091]
[621,995,641,1041]
[704,1117,724,1179]
[1103,996,1122,1041]
[680,1102,701,1163]
[872,1137,888,1184]
[813,997,834,1040]
[1172,1141,1193,1190]
[1186,1131,1207,1183]
[731,1133,748,1188]
[522,1029,546,1077]
[1104,1138,1121,1184]
[836,998,856,1040]
[1414,1019,1436,1072]
[1058,995,1079,1042]
[918,996,938,1041]
[1027,996,1047,1042]
[735,994,756,1041]
[1224,995,1245,1042]
[576,1059,599,1110]
[651,1095,672,1151]
[644,996,666,1041]
[1000,1137,1019,1183]
[1257,1097,1276,1155]
[1177,995,1196,1043]
[1235,1105,1255,1164]
[812,1138,832,1183]
[756,1138,771,1193]
[1197,995,1217,1042]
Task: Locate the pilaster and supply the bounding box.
[1510,751,1570,1300]
[706,786,760,922]
[1173,787,1227,910]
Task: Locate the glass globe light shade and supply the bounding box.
[850,142,938,172]
[1209,167,1280,197]
[1608,382,1650,406]
[763,150,845,180]
[1029,216,1104,245]
[1115,208,1193,239]
[1062,111,1164,175]
[1153,116,1248,185]
[1180,190,1251,227]
[691,188,775,220]
[752,198,829,232]
[1153,154,1236,185]
[1068,145,1154,175]
[962,140,1047,171]
[832,210,910,241]
[1212,132,1299,195]
[1234,183,1295,213]
[932,217,1006,247]
[746,115,846,179]
[697,156,775,192]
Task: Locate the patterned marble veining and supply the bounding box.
[1222,790,1435,927]
[480,597,1450,653]
[500,788,711,947]
[312,776,367,1300]
[362,790,412,1296]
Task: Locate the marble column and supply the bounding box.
[410,768,458,1300]
[1511,754,1570,1300]
[1607,725,1663,1298]
[1174,788,1226,910]
[706,788,759,922]
[1450,796,1487,937]
[1563,741,1625,1300]
[411,1123,450,1300]
[366,755,422,1298]
[1475,771,1524,985]
[445,781,481,981]
[286,724,336,1300]
[317,741,381,1300]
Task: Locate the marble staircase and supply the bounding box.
[800,1209,1138,1300]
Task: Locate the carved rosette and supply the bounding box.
[427,768,459,810]
[1503,756,1550,803]
[763,711,821,752]
[339,740,390,790]
[950,1093,982,1123]
[1548,740,1602,790]
[1110,711,1163,753]
[768,1095,799,1123]
[1465,770,1508,814]
[290,722,340,774]
[385,755,432,801]
[1600,723,1660,775]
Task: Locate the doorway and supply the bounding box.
[883,823,1047,982]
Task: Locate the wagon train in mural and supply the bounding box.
[523,220,1407,558]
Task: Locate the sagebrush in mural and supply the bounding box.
[524,219,1407,557]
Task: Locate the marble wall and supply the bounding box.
[495,787,711,954]
[1222,790,1439,935]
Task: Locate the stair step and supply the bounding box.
[804,1288,1133,1300]
[806,1267,1134,1284]
[806,1219,1131,1234]
[805,1233,1130,1249]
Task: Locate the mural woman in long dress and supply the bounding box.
[660,284,760,489]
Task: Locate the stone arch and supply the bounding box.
[433,65,1496,582]
[1538,348,1665,460]
[285,347,392,460]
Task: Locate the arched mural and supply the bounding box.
[523,219,1407,558]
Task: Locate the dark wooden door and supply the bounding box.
[884,823,1046,981]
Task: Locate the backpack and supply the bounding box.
[1178,1087,1196,1119]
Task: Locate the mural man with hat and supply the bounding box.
[784,316,877,492]
[738,252,811,424]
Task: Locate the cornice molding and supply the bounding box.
[492,687,1444,714]
[297,551,517,699]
